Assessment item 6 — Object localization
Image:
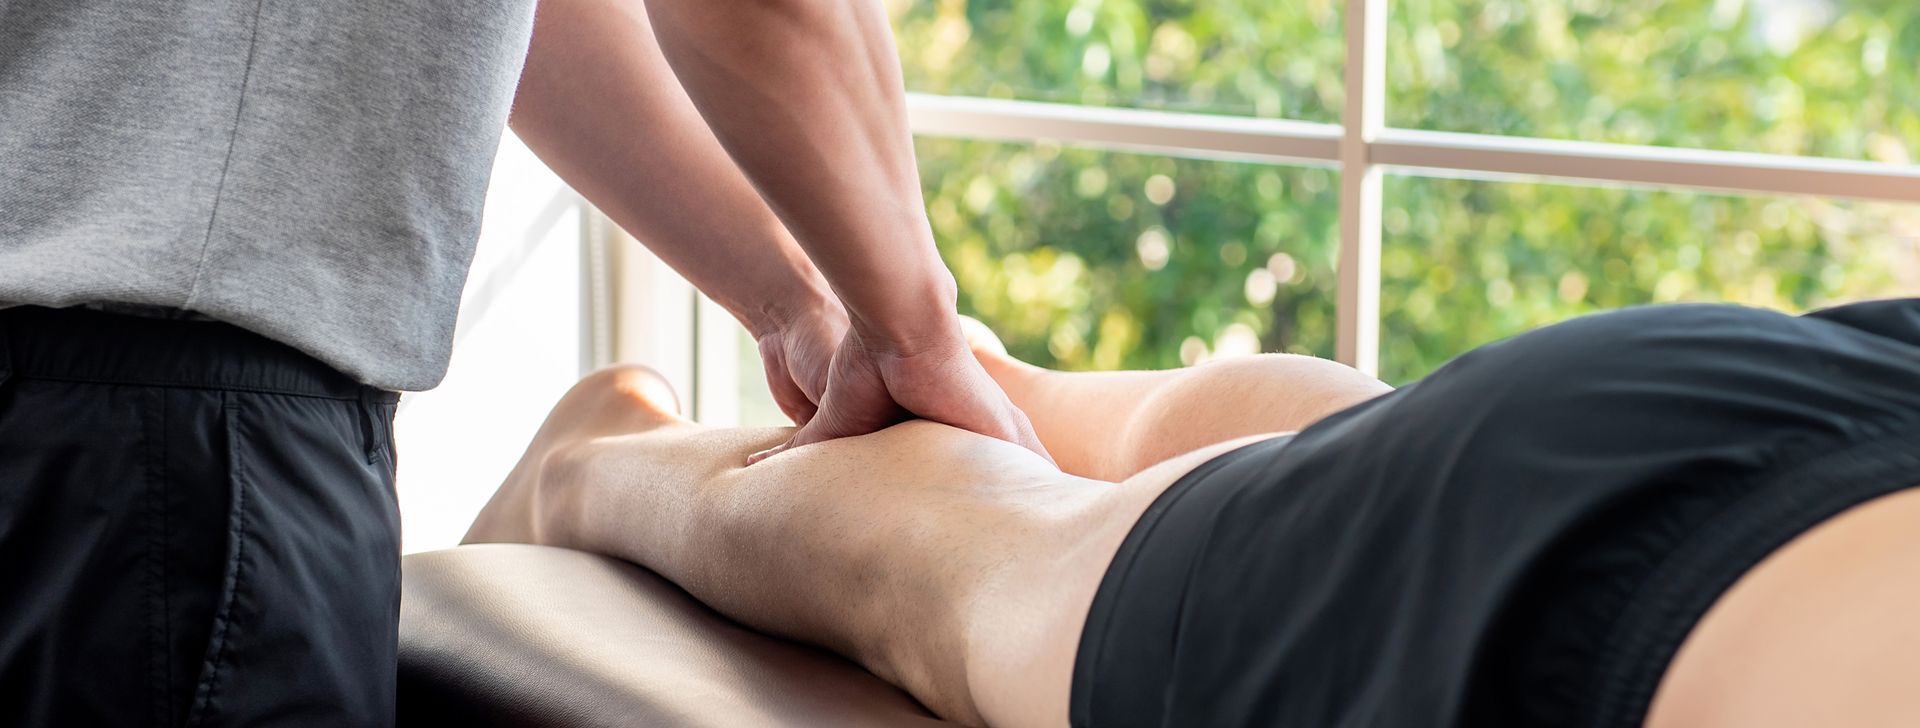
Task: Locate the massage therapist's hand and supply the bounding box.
[749,314,1051,464]
[754,297,849,426]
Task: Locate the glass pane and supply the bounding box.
[1380,175,1920,384]
[1389,0,1920,162]
[924,138,1341,370]
[889,0,1344,122]
[734,138,1343,426]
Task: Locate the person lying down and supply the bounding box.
[465,298,1920,728]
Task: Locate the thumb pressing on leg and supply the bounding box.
[748,347,904,464]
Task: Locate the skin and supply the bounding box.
[469,327,1920,727]
[1644,486,1920,728]
[507,0,844,422]
[511,0,1045,460]
[465,328,1389,726]
[501,3,1920,721]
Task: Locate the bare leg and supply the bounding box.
[466,362,1920,728]
[464,330,1390,725]
[467,366,1269,727]
[1647,486,1920,728]
[960,319,1390,480]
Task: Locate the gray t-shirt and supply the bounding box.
[0,0,536,390]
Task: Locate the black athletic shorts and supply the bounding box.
[0,307,402,726]
[1072,299,1920,728]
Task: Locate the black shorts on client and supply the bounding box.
[1073,298,1920,728]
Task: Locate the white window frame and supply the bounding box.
[582,0,1920,421]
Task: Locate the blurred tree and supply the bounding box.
[914,139,1342,370]
[890,0,1919,383]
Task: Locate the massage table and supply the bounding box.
[399,544,957,726]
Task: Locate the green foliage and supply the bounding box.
[1395,0,1920,158]
[889,0,1344,120]
[893,0,1919,383]
[916,138,1340,370]
[1379,181,1914,380]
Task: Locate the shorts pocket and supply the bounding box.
[176,391,402,726]
[180,395,252,728]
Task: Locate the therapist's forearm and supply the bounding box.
[643,0,959,350]
[510,0,835,337]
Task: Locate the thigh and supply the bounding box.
[968,434,1289,728]
[1068,301,1920,728]
[1647,486,1920,728]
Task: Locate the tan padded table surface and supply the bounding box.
[400,544,954,726]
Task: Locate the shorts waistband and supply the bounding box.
[0,306,396,402]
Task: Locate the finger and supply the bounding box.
[746,441,787,465]
[774,394,864,453]
[788,392,820,425]
[775,374,820,425]
[1003,402,1054,464]
[745,408,845,465]
[763,358,818,425]
[971,391,1052,463]
[750,371,906,464]
[797,369,830,410]
[794,353,831,406]
[748,387,849,465]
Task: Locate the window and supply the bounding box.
[710,0,1920,425]
[896,0,1919,374]
[733,140,1342,427]
[395,135,590,552]
[1390,0,1920,162]
[889,0,1345,121]
[392,0,1919,550]
[1380,177,1919,382]
[918,138,1341,369]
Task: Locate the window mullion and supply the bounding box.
[1337,0,1386,376]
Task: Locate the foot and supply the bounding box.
[463,365,687,545]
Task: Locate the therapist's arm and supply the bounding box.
[639,0,1046,460]
[524,0,1046,460]
[639,0,947,342]
[509,0,846,424]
